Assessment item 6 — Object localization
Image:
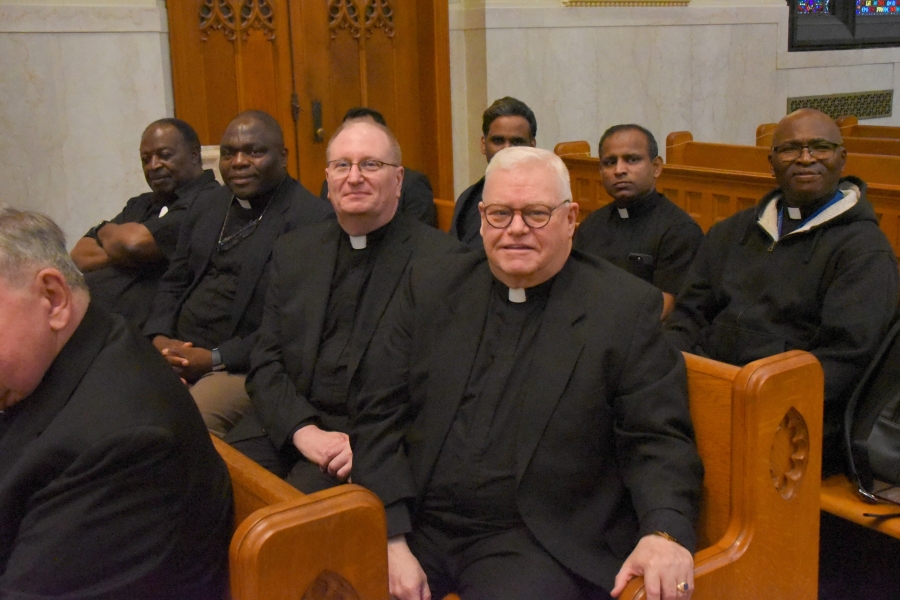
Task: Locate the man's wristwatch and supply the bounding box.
[211,348,226,372]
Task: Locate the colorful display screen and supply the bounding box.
[797,0,830,13]
[856,0,899,14]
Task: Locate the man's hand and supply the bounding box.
[151,336,213,383]
[611,534,694,600]
[292,424,352,480]
[387,535,431,600]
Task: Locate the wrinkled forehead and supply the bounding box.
[484,163,561,204]
[773,113,842,146]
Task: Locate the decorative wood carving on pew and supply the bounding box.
[199,0,275,42]
[329,0,394,39]
[301,570,361,600]
[769,407,810,500]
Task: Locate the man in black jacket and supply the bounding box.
[353,146,701,600]
[144,110,333,436]
[71,118,220,328]
[666,108,899,473]
[228,118,463,492]
[0,207,232,599]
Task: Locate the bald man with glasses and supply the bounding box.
[351,146,702,600]
[225,118,462,493]
[666,108,899,475]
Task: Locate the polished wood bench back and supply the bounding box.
[435,198,455,233]
[756,123,900,157]
[836,116,900,140]
[210,436,390,600]
[621,351,824,599]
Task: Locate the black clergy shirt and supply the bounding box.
[305,221,393,432]
[423,276,553,536]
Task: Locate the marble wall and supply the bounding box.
[449,0,900,197]
[0,0,172,247]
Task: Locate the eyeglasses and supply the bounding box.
[772,140,842,162]
[326,159,399,175]
[482,201,571,229]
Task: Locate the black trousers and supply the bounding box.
[228,433,343,494]
[407,516,612,600]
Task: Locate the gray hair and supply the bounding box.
[0,206,88,291]
[485,146,571,203]
[325,120,402,165]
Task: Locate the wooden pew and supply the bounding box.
[211,350,824,600]
[836,115,900,140]
[821,475,900,540]
[621,351,823,599]
[210,436,390,600]
[756,123,900,157]
[435,198,455,233]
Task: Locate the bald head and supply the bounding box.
[768,108,847,207]
[219,111,288,200]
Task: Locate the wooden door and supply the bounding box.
[167,0,453,199]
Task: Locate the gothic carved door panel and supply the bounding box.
[167,0,452,198]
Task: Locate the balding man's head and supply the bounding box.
[768,108,847,207]
[219,111,288,200]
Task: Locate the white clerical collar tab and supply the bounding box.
[349,235,367,249]
[787,206,802,220]
[158,205,169,218]
[237,198,252,210]
[509,287,526,303]
[617,207,629,219]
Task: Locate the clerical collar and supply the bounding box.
[343,218,393,251]
[613,190,658,220]
[236,198,252,210]
[493,275,556,304]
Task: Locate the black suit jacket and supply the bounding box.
[320,168,437,227]
[0,306,233,599]
[449,176,485,249]
[144,177,334,372]
[231,213,464,450]
[351,250,703,591]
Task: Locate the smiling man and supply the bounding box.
[225,119,462,492]
[574,125,703,319]
[352,146,702,600]
[143,110,333,437]
[71,119,220,328]
[666,108,899,474]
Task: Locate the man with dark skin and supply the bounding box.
[70,119,219,327]
[667,108,898,474]
[450,97,537,248]
[574,125,703,320]
[144,110,333,437]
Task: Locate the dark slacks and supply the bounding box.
[228,433,343,494]
[408,516,612,600]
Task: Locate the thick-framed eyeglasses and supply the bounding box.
[482,200,571,229]
[772,140,842,162]
[326,159,399,175]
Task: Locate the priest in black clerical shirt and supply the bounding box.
[143,110,333,437]
[351,146,702,600]
[225,118,463,492]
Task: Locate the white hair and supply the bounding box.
[0,205,87,291]
[485,146,572,203]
